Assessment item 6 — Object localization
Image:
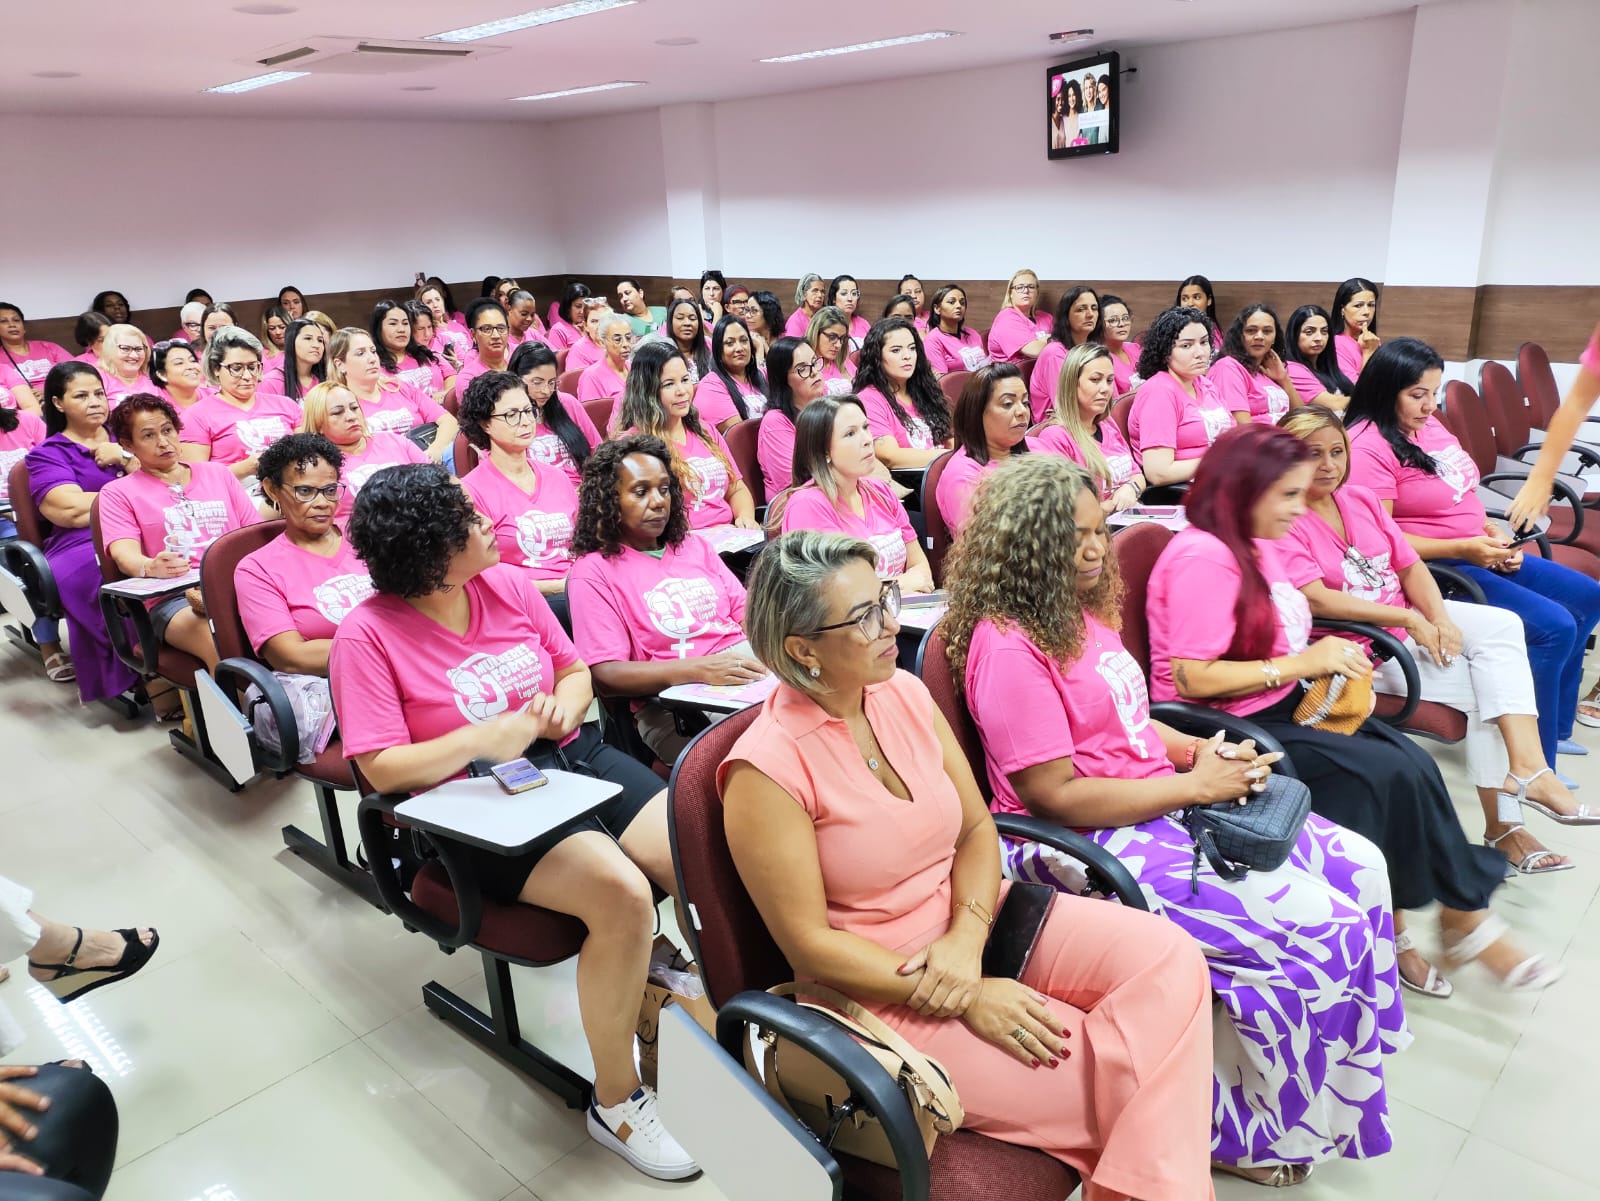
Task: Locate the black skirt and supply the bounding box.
[1245,690,1505,912]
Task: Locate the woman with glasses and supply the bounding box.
[0,302,70,412]
[459,371,581,628]
[577,314,634,409]
[506,341,600,489]
[453,298,515,404]
[180,328,303,487]
[150,339,207,410]
[298,382,428,525]
[1099,295,1142,396]
[693,315,767,434]
[784,273,828,338]
[756,337,826,499]
[986,269,1054,365]
[1281,405,1580,878]
[805,307,855,397]
[172,301,206,347]
[826,275,870,349]
[921,286,990,378]
[721,529,1214,1199]
[100,394,260,697]
[95,324,156,409]
[327,328,457,465]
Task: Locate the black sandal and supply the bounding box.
[28,928,160,1003]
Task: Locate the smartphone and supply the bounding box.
[1507,529,1542,548]
[981,882,1056,980]
[489,757,548,794]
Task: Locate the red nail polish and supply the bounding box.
[1048,1058,1059,1067]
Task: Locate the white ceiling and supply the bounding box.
[2,0,1446,123]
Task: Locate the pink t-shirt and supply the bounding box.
[430,326,473,362]
[1207,355,1289,425]
[179,391,302,465]
[859,385,937,451]
[757,409,797,499]
[337,433,430,524]
[1280,485,1419,639]
[922,327,989,377]
[568,537,747,666]
[1334,334,1365,383]
[101,373,158,409]
[1028,341,1070,422]
[451,353,511,408]
[236,533,375,651]
[544,319,582,352]
[361,381,445,438]
[1346,416,1485,540]
[663,425,741,529]
[529,396,600,489]
[386,354,448,396]
[0,410,48,504]
[781,477,915,578]
[935,444,1041,537]
[565,337,604,373]
[694,372,766,427]
[966,615,1170,817]
[0,341,71,395]
[985,307,1054,364]
[1285,360,1338,404]
[1581,326,1600,377]
[783,308,817,339]
[98,459,259,567]
[460,456,579,581]
[1108,343,1141,396]
[1148,528,1313,718]
[576,358,626,404]
[1127,371,1235,464]
[332,563,581,764]
[818,361,855,397]
[1034,421,1137,496]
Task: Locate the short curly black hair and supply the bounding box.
[347,462,478,597]
[459,369,526,451]
[257,432,345,488]
[1136,305,1213,380]
[108,393,181,443]
[571,434,689,559]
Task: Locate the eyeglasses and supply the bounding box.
[1104,315,1132,326]
[819,331,845,344]
[221,361,263,378]
[1011,283,1038,293]
[475,324,509,336]
[522,377,556,393]
[1342,546,1386,592]
[801,580,901,641]
[492,406,537,426]
[182,322,203,333]
[792,361,822,380]
[286,482,345,503]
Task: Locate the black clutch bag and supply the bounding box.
[1182,773,1311,894]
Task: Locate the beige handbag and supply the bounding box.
[747,981,964,1168]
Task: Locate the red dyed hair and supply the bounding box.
[1184,423,1315,660]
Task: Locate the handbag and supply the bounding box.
[1182,772,1312,893]
[1293,672,1372,735]
[749,981,963,1169]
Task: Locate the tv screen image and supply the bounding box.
[1047,50,1120,159]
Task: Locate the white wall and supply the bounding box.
[542,111,670,275]
[7,114,558,317]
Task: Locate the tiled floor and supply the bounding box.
[4,632,1600,1200]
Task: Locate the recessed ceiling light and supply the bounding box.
[655,36,697,47]
[428,0,639,44]
[232,3,297,13]
[401,85,437,92]
[511,80,644,101]
[31,70,80,79]
[759,30,959,63]
[204,70,310,94]
[1049,28,1095,43]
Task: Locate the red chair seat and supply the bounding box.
[1373,694,1469,742]
[410,862,588,965]
[844,1130,1078,1201]
[298,738,356,790]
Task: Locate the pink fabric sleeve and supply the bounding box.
[1129,381,1181,454]
[780,486,842,536]
[401,381,445,423]
[966,634,1077,779]
[330,623,413,758]
[859,387,906,447]
[863,477,916,544]
[1346,428,1400,502]
[236,551,295,651]
[566,558,641,665]
[757,412,795,496]
[1207,356,1251,414]
[705,423,744,485]
[96,480,143,551]
[1276,523,1325,589]
[693,374,739,428]
[221,467,262,530]
[178,404,215,448]
[923,332,955,376]
[1156,545,1243,663]
[985,309,1027,364]
[1285,360,1325,401]
[1359,487,1420,571]
[575,367,610,403]
[1029,342,1066,422]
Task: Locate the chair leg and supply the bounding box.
[169,690,244,793]
[281,784,387,912]
[421,953,591,1111]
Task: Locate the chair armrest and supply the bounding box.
[0,539,60,618]
[1310,619,1419,726]
[1482,472,1586,541]
[97,588,161,679]
[1514,440,1600,475]
[1427,563,1487,604]
[356,793,482,950]
[1148,701,1295,776]
[716,991,930,1201]
[991,813,1148,910]
[212,656,299,772]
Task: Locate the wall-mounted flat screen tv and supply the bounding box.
[1047,50,1120,159]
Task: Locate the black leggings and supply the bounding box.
[0,1064,117,1201]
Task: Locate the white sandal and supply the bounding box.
[1442,914,1564,993]
[1394,930,1452,999]
[1502,766,1600,826]
[1486,825,1575,875]
[43,652,75,683]
[1213,1162,1313,1188]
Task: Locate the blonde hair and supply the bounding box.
[744,530,881,695]
[1050,343,1116,490]
[326,327,398,393]
[1278,404,1350,487]
[303,311,338,338]
[299,381,366,440]
[98,324,149,373]
[1006,268,1041,311]
[806,306,851,373]
[943,455,1122,693]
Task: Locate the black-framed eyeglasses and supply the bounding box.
[286,482,345,503]
[492,406,537,427]
[221,361,263,378]
[475,324,509,336]
[792,361,822,380]
[800,580,901,640]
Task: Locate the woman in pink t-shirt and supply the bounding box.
[415,282,472,366]
[720,530,1214,1196]
[1175,275,1224,351]
[1099,295,1142,397]
[95,324,156,410]
[1331,277,1382,383]
[0,302,69,412]
[1029,287,1103,422]
[455,298,515,406]
[150,340,206,411]
[1281,405,1582,877]
[781,395,935,592]
[1149,422,1559,994]
[784,273,826,339]
[897,274,930,330]
[299,382,429,524]
[458,370,581,626]
[755,337,826,500]
[825,275,871,349]
[1207,303,1302,426]
[101,394,259,680]
[542,282,592,354]
[652,298,713,384]
[935,364,1039,538]
[508,341,599,490]
[615,341,758,531]
[855,316,952,471]
[179,328,302,486]
[403,303,460,399]
[1127,306,1245,488]
[1034,344,1144,511]
[693,315,768,433]
[328,327,458,464]
[372,300,451,407]
[328,462,698,1182]
[986,269,1054,364]
[576,314,632,407]
[945,454,1402,1182]
[921,286,990,378]
[804,307,855,398]
[1283,305,1355,412]
[260,305,289,371]
[261,318,328,403]
[1345,337,1600,772]
[568,434,764,761]
[565,300,612,375]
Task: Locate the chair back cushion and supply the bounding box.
[559,369,585,397]
[582,396,613,437]
[724,418,765,508]
[7,460,47,545]
[453,431,480,474]
[1441,381,1497,476]
[939,371,970,407]
[1479,360,1532,453]
[1112,521,1173,673]
[913,623,990,801]
[201,520,286,661]
[919,450,956,585]
[1110,392,1136,443]
[1518,341,1561,426]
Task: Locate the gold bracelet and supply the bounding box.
[958,898,993,928]
[1261,659,1282,688]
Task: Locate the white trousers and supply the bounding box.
[0,874,40,1054]
[1371,598,1537,789]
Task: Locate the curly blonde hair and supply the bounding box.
[942,455,1123,693]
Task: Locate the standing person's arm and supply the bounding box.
[1508,332,1600,528]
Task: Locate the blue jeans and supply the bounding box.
[0,518,61,646]
[1443,554,1600,765]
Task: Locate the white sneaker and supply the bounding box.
[587,1085,700,1181]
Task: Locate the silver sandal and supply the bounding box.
[1442,914,1564,993]
[1213,1162,1313,1188]
[1394,929,1452,999]
[1486,825,1574,875]
[1502,766,1600,826]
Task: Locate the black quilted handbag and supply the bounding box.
[1182,773,1312,893]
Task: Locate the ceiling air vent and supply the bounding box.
[250,36,501,75]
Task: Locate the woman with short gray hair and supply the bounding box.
[181,325,301,483]
[784,272,827,338]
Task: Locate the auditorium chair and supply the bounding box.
[1481,359,1600,521]
[938,370,970,408]
[452,430,480,475]
[918,451,956,585]
[582,396,613,437]
[724,417,765,510]
[763,486,796,538]
[558,368,584,397]
[0,460,61,660]
[1517,340,1600,439]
